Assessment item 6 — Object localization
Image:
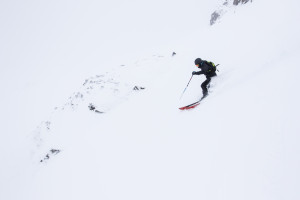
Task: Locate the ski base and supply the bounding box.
[179,101,201,110]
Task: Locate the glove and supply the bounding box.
[192,71,197,75]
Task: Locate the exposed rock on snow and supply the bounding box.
[32,73,134,162]
[40,149,61,163]
[31,56,159,163]
[88,103,104,113]
[210,0,252,25]
[233,0,252,5]
[133,86,145,91]
[210,11,222,25]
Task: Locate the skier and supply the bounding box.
[192,58,217,99]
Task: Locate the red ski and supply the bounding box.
[179,101,201,110]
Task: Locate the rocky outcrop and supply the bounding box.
[210,11,221,26]
[233,0,252,5]
[210,0,253,25]
[40,149,61,163]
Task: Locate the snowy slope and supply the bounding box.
[1,0,300,200]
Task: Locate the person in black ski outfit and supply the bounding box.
[192,58,217,99]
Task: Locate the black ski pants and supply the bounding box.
[201,74,216,96]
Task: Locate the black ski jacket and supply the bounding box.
[194,60,217,78]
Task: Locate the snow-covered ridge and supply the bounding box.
[31,54,170,163]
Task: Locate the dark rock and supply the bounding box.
[210,11,221,25]
[50,149,61,154]
[133,86,145,91]
[40,149,61,163]
[210,0,252,26]
[88,103,96,111]
[233,0,252,5]
[88,103,104,114]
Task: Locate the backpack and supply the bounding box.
[205,61,217,72]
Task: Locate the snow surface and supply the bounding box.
[1,0,300,199]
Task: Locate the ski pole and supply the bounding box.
[180,75,193,100]
[216,64,220,72]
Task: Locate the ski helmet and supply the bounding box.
[194,58,202,65]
